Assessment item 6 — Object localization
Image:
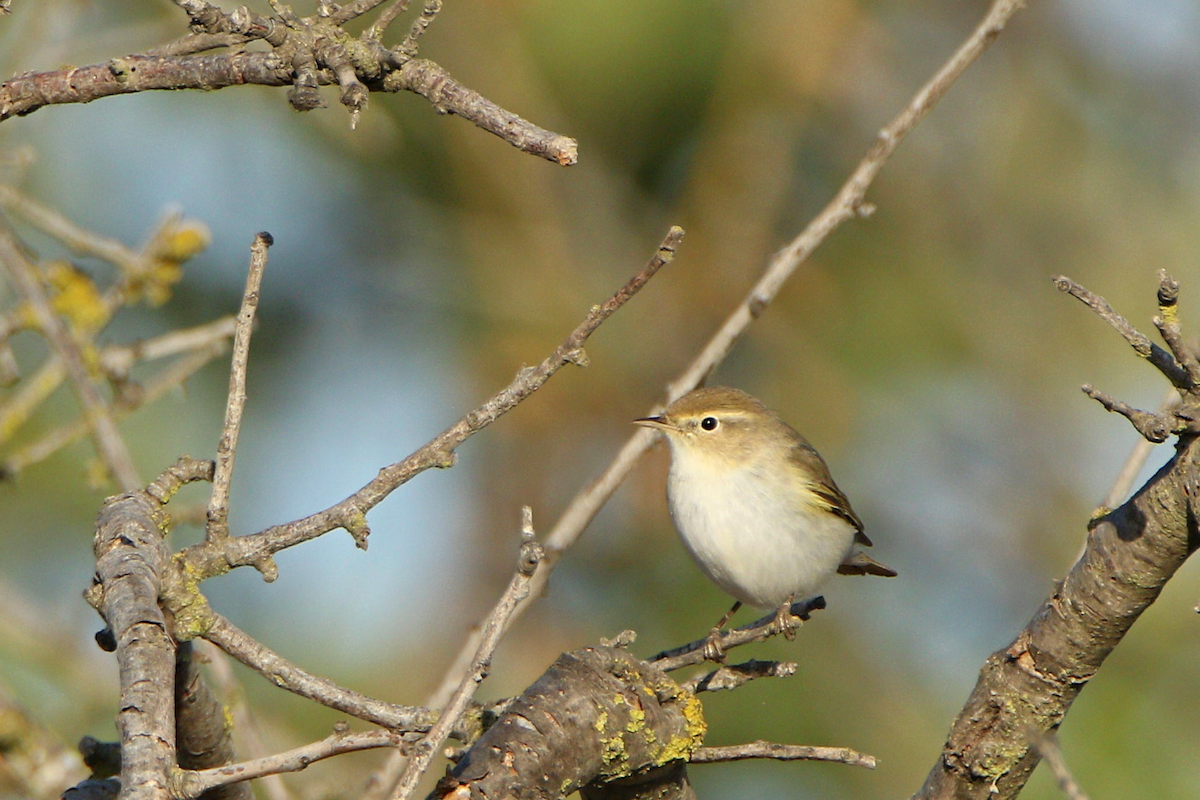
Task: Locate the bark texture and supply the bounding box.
[432,647,705,800]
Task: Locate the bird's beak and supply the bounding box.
[633,415,674,432]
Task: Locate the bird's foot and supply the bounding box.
[773,601,802,640]
[701,626,727,662]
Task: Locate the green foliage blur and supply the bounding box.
[2,1,1199,799]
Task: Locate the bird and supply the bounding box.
[634,386,895,657]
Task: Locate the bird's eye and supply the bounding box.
[700,416,719,431]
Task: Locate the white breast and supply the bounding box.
[666,452,857,608]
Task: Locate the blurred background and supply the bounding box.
[2,0,1199,798]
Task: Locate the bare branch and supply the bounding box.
[1029,733,1091,800]
[206,232,272,542]
[331,0,390,23]
[176,642,252,800]
[0,227,141,489]
[180,226,682,581]
[690,741,875,769]
[180,728,405,800]
[383,58,577,165]
[92,491,177,800]
[364,0,412,41]
[1053,275,1192,389]
[1,45,577,164]
[397,0,441,57]
[200,613,436,733]
[1098,389,1179,511]
[196,640,295,800]
[1152,270,1200,385]
[4,345,227,479]
[1080,384,1178,443]
[679,659,797,694]
[651,597,826,673]
[388,509,544,800]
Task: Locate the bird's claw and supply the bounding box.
[773,603,802,640]
[702,626,727,662]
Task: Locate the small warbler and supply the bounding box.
[635,386,895,655]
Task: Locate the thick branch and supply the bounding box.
[176,642,252,800]
[431,647,705,800]
[92,491,177,800]
[912,435,1200,799]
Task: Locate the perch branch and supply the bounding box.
[690,741,875,769]
[651,597,826,672]
[388,508,544,800]
[206,232,272,542]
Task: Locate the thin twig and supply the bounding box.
[1081,384,1176,443]
[1099,387,1181,511]
[397,0,440,56]
[679,659,797,694]
[206,232,272,541]
[690,741,875,770]
[387,508,544,800]
[1152,270,1200,385]
[430,0,1027,708]
[3,345,226,478]
[1029,733,1091,800]
[0,227,141,489]
[180,728,406,800]
[651,597,825,672]
[181,227,682,581]
[0,184,149,277]
[364,0,411,41]
[201,613,436,732]
[1053,275,1192,389]
[330,0,389,22]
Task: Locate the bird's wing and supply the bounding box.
[787,437,872,546]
